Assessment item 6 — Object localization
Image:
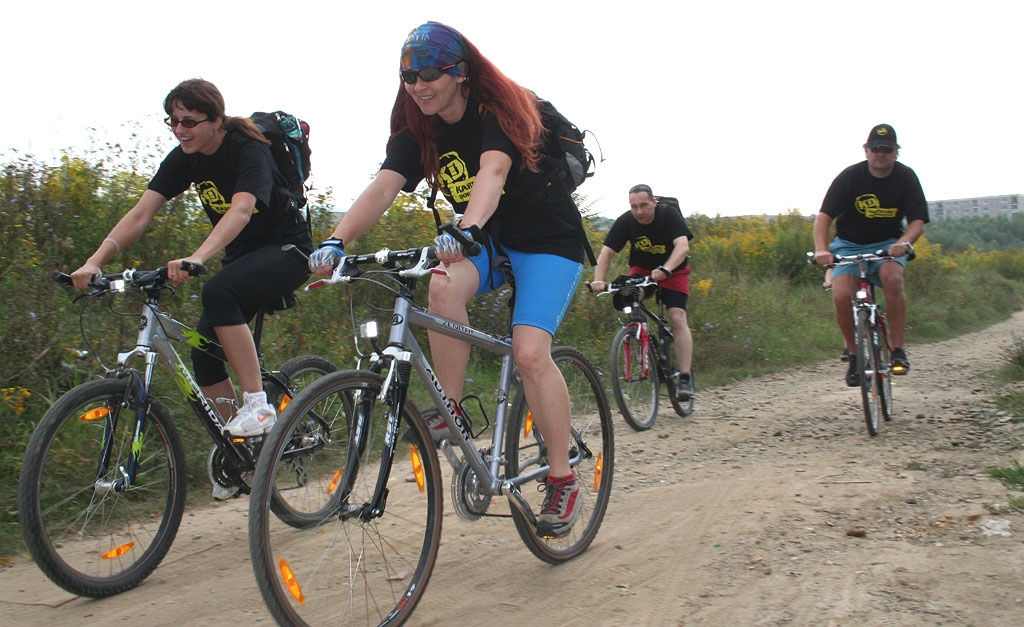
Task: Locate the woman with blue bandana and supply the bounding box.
[310,21,587,539]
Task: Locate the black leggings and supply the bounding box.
[192,245,309,386]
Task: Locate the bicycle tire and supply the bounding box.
[506,346,614,564]
[610,324,659,431]
[17,378,187,597]
[264,354,340,527]
[877,323,894,422]
[249,369,443,627]
[855,309,882,436]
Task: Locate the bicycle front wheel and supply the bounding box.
[249,370,443,627]
[855,309,883,436]
[17,378,187,597]
[506,346,614,564]
[264,354,340,527]
[610,324,659,430]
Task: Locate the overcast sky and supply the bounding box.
[3,1,1020,219]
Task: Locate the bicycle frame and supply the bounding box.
[327,249,591,526]
[92,277,288,491]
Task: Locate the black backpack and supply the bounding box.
[250,111,312,212]
[537,98,596,194]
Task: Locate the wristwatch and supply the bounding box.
[898,241,915,255]
[656,265,673,277]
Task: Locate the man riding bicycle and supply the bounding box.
[589,184,695,400]
[813,124,929,386]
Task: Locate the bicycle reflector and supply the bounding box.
[523,410,535,438]
[892,362,907,375]
[594,452,604,492]
[327,468,343,495]
[278,557,305,605]
[409,445,426,493]
[101,543,135,560]
[79,406,111,422]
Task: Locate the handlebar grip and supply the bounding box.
[179,261,208,276]
[53,272,73,286]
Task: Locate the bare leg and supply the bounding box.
[426,260,480,403]
[513,325,571,477]
[668,307,693,373]
[201,378,236,422]
[831,274,857,351]
[878,261,907,347]
[214,324,263,394]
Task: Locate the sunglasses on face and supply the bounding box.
[869,145,895,154]
[400,62,461,85]
[164,116,210,129]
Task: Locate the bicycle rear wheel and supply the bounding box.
[249,370,443,627]
[610,324,659,430]
[17,378,187,597]
[264,354,340,527]
[506,346,614,563]
[855,310,883,436]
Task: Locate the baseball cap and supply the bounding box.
[865,124,898,148]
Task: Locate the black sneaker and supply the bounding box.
[675,372,694,401]
[891,347,910,375]
[535,474,580,539]
[845,354,860,387]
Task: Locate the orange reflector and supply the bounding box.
[327,468,343,495]
[278,557,305,604]
[101,542,135,559]
[409,445,425,493]
[593,452,604,492]
[523,410,534,438]
[277,394,292,413]
[80,406,111,422]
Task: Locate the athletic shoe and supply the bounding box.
[224,393,276,437]
[535,474,580,538]
[891,347,910,375]
[675,372,694,401]
[211,482,239,501]
[208,446,240,500]
[845,354,860,387]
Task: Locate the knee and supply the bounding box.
[428,276,470,313]
[513,342,549,375]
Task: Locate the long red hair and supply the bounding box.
[388,28,543,188]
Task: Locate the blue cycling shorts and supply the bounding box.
[829,237,909,287]
[466,242,583,337]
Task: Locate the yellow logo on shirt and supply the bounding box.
[633,236,667,255]
[439,152,473,204]
[196,181,261,215]
[855,194,897,218]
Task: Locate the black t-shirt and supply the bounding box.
[148,130,313,263]
[819,161,930,244]
[603,201,694,271]
[381,100,585,263]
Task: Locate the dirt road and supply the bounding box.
[3,311,1023,626]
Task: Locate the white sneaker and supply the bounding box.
[224,392,277,437]
[212,482,240,501]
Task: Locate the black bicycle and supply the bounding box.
[18,257,336,598]
[592,275,694,431]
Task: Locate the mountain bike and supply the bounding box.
[248,229,614,627]
[811,252,895,436]
[18,258,337,598]
[590,275,694,431]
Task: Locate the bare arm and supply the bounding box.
[327,169,408,246]
[590,245,618,292]
[166,190,259,284]
[812,212,834,266]
[456,149,511,230]
[71,189,167,289]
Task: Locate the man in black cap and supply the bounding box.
[813,124,929,386]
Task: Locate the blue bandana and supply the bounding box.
[400,22,468,77]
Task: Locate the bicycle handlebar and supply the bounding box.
[585,274,658,296]
[306,245,441,290]
[53,261,208,292]
[805,251,894,268]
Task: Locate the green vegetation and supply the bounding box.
[4,148,1024,557]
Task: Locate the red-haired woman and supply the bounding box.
[72,79,313,498]
[310,22,587,538]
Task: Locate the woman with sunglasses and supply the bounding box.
[309,21,588,538]
[71,79,313,498]
[812,123,930,386]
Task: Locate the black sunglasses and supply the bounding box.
[869,145,895,154]
[400,62,461,85]
[164,116,210,129]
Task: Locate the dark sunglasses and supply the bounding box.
[400,62,461,85]
[869,145,895,154]
[164,116,210,129]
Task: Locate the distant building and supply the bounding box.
[928,194,1020,221]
